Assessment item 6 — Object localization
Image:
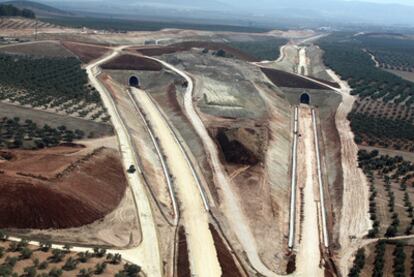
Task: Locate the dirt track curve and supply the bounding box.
[86,47,163,277]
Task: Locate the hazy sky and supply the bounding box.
[345,0,414,4]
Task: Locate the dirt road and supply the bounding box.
[131,88,222,277]
[298,47,309,76]
[127,91,179,225]
[148,57,283,276]
[327,69,371,276]
[295,106,324,277]
[365,50,380,68]
[85,48,163,277]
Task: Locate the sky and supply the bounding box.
[348,0,414,5]
[37,0,414,27]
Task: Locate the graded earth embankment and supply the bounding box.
[62,41,110,63]
[102,54,162,71]
[134,41,256,61]
[0,146,127,229]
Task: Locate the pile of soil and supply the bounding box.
[261,67,328,90]
[216,130,259,165]
[102,54,162,71]
[134,41,256,62]
[0,146,127,229]
[62,41,109,63]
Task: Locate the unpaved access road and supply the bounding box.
[131,87,222,277]
[86,47,163,277]
[295,106,324,277]
[327,69,371,276]
[298,47,309,76]
[147,56,284,277]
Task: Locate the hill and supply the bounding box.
[1,0,70,16]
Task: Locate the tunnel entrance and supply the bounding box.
[300,93,310,105]
[129,76,140,88]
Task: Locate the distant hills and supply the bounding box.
[0,0,70,16]
[2,0,414,28]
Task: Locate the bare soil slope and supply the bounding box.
[102,54,162,71]
[133,41,256,61]
[0,146,127,229]
[62,41,109,63]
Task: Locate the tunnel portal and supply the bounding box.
[129,76,140,88]
[300,93,310,105]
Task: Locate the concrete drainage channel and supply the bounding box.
[288,106,329,250]
[127,89,180,224]
[288,106,299,249]
[311,108,329,248]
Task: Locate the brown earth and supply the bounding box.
[261,67,328,90]
[0,145,127,229]
[131,41,256,61]
[176,226,191,277]
[311,76,340,88]
[62,41,110,63]
[214,128,260,165]
[209,224,244,277]
[102,54,162,71]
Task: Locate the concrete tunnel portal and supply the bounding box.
[129,75,140,88]
[300,93,310,105]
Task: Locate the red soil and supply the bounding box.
[62,41,110,63]
[261,67,328,90]
[0,146,127,229]
[101,54,162,71]
[132,41,256,62]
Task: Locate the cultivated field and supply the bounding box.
[350,240,414,277]
[0,17,57,30]
[0,239,138,277]
[359,150,414,237]
[0,53,110,122]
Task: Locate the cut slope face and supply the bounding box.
[62,41,109,63]
[0,146,127,229]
